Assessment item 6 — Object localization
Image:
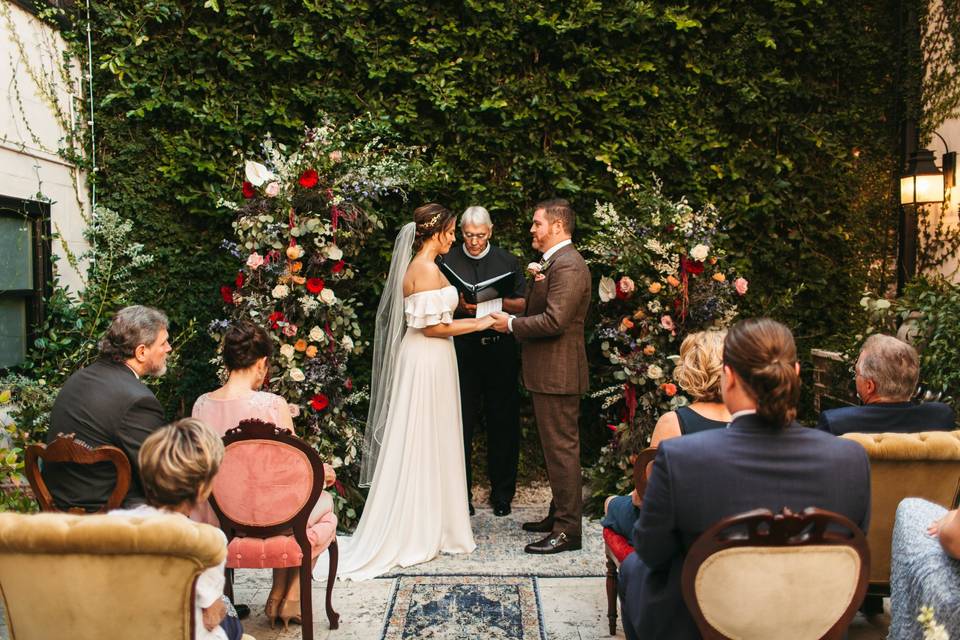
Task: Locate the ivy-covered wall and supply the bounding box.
[65,0,904,418]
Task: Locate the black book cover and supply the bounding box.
[438,261,515,304]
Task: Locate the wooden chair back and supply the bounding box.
[632,446,659,500]
[25,434,131,514]
[681,507,869,640]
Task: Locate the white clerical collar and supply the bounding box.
[542,239,572,262]
[462,243,491,260]
[729,409,757,422]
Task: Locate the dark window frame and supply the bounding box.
[0,195,53,365]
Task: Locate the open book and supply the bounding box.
[438,262,516,304]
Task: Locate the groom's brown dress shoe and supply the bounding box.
[521,514,555,532]
[524,532,582,554]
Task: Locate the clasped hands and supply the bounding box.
[489,312,511,333]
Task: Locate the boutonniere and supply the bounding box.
[527,258,552,282]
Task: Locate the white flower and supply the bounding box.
[320,288,336,304]
[326,245,343,261]
[289,367,305,382]
[244,160,275,187]
[309,326,325,342]
[272,284,289,299]
[299,295,319,313]
[599,276,616,302]
[690,244,709,261]
[527,262,542,275]
[647,364,663,379]
[280,344,296,359]
[341,335,354,351]
[264,181,280,197]
[875,299,891,310]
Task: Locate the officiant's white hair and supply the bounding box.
[461,206,492,228]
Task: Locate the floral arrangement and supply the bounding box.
[213,117,422,522]
[585,168,748,509]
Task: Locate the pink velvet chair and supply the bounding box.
[209,419,339,639]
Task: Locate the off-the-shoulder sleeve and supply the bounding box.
[404,291,454,328]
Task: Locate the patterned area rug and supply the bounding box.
[381,575,545,640]
[383,507,604,578]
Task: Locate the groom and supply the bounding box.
[491,198,591,554]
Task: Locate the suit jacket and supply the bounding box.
[816,401,956,435]
[619,414,871,640]
[511,244,591,395]
[43,358,166,510]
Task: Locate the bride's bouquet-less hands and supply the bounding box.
[584,166,749,513]
[212,116,424,525]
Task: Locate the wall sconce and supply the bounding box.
[899,134,956,206]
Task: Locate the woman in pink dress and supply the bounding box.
[192,321,335,629]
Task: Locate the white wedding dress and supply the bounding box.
[317,285,475,581]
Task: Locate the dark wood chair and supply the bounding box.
[681,507,870,640]
[603,446,658,635]
[209,419,339,639]
[25,433,131,514]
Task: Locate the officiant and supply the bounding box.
[438,206,526,517]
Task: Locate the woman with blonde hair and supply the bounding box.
[602,330,730,538]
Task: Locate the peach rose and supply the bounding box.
[305,345,319,358]
[643,344,656,356]
[619,317,635,332]
[712,272,726,282]
[648,282,662,294]
[291,275,306,285]
[667,275,681,287]
[286,244,304,260]
[294,339,307,352]
[246,252,264,270]
[734,277,749,296]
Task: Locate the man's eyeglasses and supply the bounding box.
[463,232,489,241]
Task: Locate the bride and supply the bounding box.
[322,203,495,581]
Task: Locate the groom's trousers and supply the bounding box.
[530,391,582,536]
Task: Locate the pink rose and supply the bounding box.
[734,277,749,296]
[282,324,298,337]
[618,276,636,295]
[264,182,280,197]
[328,150,343,163]
[246,252,264,270]
[660,315,675,331]
[287,403,300,418]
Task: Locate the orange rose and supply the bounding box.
[290,261,303,273]
[294,339,307,352]
[712,272,726,282]
[643,344,656,356]
[648,282,662,294]
[661,382,678,396]
[667,275,681,287]
[305,345,318,358]
[619,317,635,332]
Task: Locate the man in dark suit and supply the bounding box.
[43,305,170,510]
[492,198,592,554]
[618,318,871,640]
[817,333,955,435]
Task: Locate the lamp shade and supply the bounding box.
[900,149,944,205]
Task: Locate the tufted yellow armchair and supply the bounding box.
[0,512,254,640]
[841,430,960,601]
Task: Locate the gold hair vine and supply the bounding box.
[418,210,444,229]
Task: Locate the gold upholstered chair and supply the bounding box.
[0,512,255,640]
[681,507,869,640]
[841,430,960,610]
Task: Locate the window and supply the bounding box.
[0,196,51,369]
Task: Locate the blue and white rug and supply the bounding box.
[381,575,546,639]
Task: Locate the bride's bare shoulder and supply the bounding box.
[403,259,444,296]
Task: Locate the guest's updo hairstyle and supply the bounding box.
[673,330,726,402]
[222,321,273,372]
[412,203,455,252]
[722,318,800,428]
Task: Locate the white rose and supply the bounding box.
[689,244,709,262]
[527,262,542,275]
[341,335,354,350]
[309,326,325,342]
[244,160,275,187]
[647,364,663,379]
[272,284,289,299]
[289,367,305,382]
[320,288,336,304]
[598,276,616,303]
[280,344,296,359]
[326,245,343,261]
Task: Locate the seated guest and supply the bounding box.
[43,305,170,510]
[192,321,336,629]
[111,418,244,640]
[928,506,960,558]
[618,318,871,640]
[817,333,955,435]
[602,330,730,538]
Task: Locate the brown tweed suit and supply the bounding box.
[511,243,591,536]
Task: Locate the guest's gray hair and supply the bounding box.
[460,206,493,228]
[858,333,919,401]
[99,305,169,363]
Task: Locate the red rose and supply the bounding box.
[220,285,234,304]
[681,258,704,275]
[310,393,329,411]
[268,311,285,330]
[242,181,255,198]
[331,260,345,274]
[299,169,319,189]
[306,278,325,293]
[344,378,353,391]
[235,272,244,288]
